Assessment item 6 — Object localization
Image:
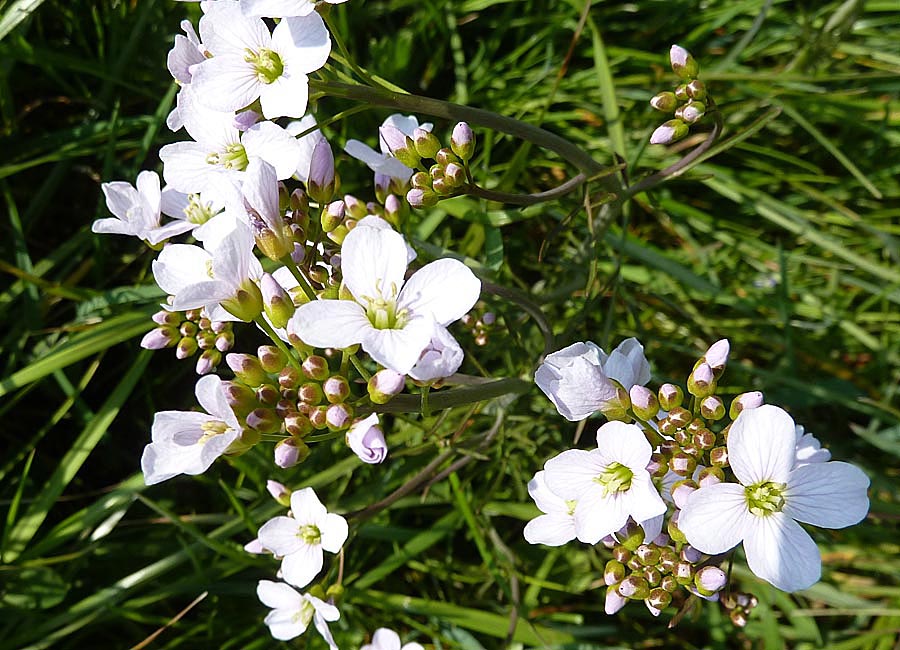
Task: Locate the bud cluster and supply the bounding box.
[141,307,234,375]
[404,122,475,208]
[222,347,357,468]
[460,304,496,346]
[649,45,709,145]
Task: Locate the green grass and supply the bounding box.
[1,0,899,649]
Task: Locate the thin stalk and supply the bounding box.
[279,255,318,301]
[254,317,301,370]
[366,378,531,414]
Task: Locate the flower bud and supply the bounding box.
[215,330,235,352]
[260,273,295,329]
[612,546,631,564]
[443,162,466,188]
[141,326,179,350]
[650,118,689,145]
[379,124,420,168]
[309,405,329,429]
[179,321,199,338]
[323,375,350,403]
[256,346,286,374]
[343,194,367,220]
[367,369,406,404]
[220,280,264,322]
[729,391,763,419]
[196,330,216,350]
[658,383,684,411]
[604,585,627,615]
[699,395,725,420]
[703,338,730,371]
[284,411,313,438]
[697,466,724,487]
[383,194,404,227]
[279,365,302,390]
[676,100,705,124]
[320,200,346,233]
[647,588,672,612]
[247,407,281,434]
[617,519,646,551]
[604,559,626,585]
[692,427,716,450]
[629,385,659,421]
[617,575,650,600]
[307,139,336,204]
[434,147,460,167]
[326,403,353,431]
[266,480,292,506]
[450,122,475,161]
[635,544,661,566]
[301,355,329,381]
[669,44,699,80]
[410,171,432,189]
[274,437,309,468]
[152,309,182,326]
[597,385,632,422]
[227,353,269,387]
[694,566,727,596]
[642,566,662,587]
[687,362,715,397]
[667,512,687,544]
[221,380,256,416]
[685,78,706,100]
[406,187,439,208]
[671,478,698,508]
[413,127,441,159]
[649,91,678,112]
[709,445,728,467]
[346,413,388,463]
[256,383,280,407]
[176,336,198,359]
[195,349,221,375]
[298,381,324,405]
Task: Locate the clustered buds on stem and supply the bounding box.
[406,122,475,208]
[142,307,234,375]
[649,44,709,145]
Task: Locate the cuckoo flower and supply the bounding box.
[523,470,577,546]
[93,171,165,242]
[141,375,241,485]
[345,113,433,182]
[288,219,480,374]
[256,487,348,589]
[361,627,425,650]
[191,2,330,119]
[678,405,869,592]
[543,421,666,544]
[535,338,650,421]
[256,580,339,646]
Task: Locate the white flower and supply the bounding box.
[159,185,228,242]
[152,218,263,321]
[285,114,328,182]
[288,221,480,374]
[794,425,831,466]
[534,338,650,421]
[346,414,388,464]
[93,171,180,244]
[256,487,349,589]
[167,19,207,84]
[523,470,576,546]
[256,580,339,646]
[407,323,465,382]
[141,375,241,485]
[678,405,870,592]
[344,114,432,182]
[241,0,349,18]
[362,627,424,650]
[543,421,666,544]
[190,2,330,119]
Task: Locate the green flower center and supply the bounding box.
[299,524,322,545]
[745,480,786,517]
[246,47,284,84]
[593,461,634,496]
[565,499,577,516]
[362,280,409,330]
[292,599,314,625]
[184,194,218,225]
[198,420,230,444]
[205,143,249,171]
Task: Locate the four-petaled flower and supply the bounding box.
[678,405,870,592]
[256,487,349,589]
[256,580,339,646]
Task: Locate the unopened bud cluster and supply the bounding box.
[604,523,728,616]
[460,304,496,347]
[141,307,234,375]
[223,347,357,468]
[404,122,475,208]
[649,45,708,145]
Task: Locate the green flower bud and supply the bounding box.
[413,127,441,159]
[176,336,198,359]
[669,44,699,80]
[649,91,678,112]
[699,395,725,420]
[685,79,706,100]
[450,122,475,161]
[227,353,269,387]
[220,280,264,322]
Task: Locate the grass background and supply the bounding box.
[1,0,899,648]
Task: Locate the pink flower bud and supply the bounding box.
[195,349,220,375]
[274,437,309,469]
[266,480,292,506]
[260,272,294,329]
[650,118,689,145]
[669,44,699,79]
[704,339,730,369]
[141,326,179,350]
[307,139,335,203]
[450,122,475,161]
[604,585,627,614]
[325,403,353,431]
[368,369,406,404]
[695,566,727,596]
[346,413,388,464]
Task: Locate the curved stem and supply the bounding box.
[481,281,556,356]
[464,173,588,206]
[310,80,610,178]
[363,377,531,414]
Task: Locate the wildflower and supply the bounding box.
[191,3,331,119]
[543,421,666,544]
[362,627,425,650]
[346,414,388,464]
[257,487,349,589]
[141,375,241,485]
[678,405,869,591]
[345,114,433,183]
[288,220,480,374]
[256,580,339,646]
[523,470,577,546]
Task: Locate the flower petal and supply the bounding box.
[257,580,302,609]
[678,482,753,554]
[784,461,870,529]
[728,404,796,485]
[319,513,349,553]
[543,449,605,501]
[259,70,308,120]
[340,223,408,303]
[523,513,576,546]
[281,542,323,588]
[257,516,303,556]
[594,421,652,470]
[398,258,481,326]
[288,299,371,349]
[277,13,331,74]
[743,512,821,592]
[362,317,434,375]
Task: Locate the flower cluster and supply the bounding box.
[649,45,710,145]
[528,338,870,621]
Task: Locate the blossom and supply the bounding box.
[152,218,263,321]
[362,627,424,650]
[534,338,650,421]
[542,421,666,544]
[190,2,330,119]
[241,0,349,18]
[288,220,480,374]
[256,487,348,589]
[794,425,831,466]
[141,375,241,485]
[346,414,388,464]
[344,114,433,182]
[256,580,339,646]
[523,470,576,546]
[408,323,464,382]
[678,405,870,592]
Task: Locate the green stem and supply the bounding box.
[464,173,588,206]
[280,255,317,302]
[365,378,531,414]
[254,317,301,370]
